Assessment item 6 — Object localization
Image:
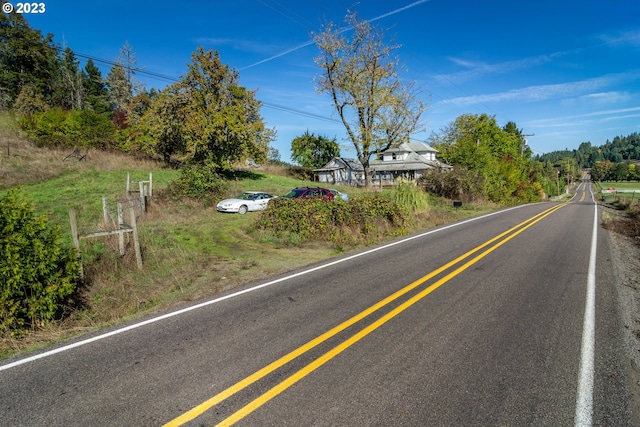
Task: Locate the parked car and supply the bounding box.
[216,191,278,214]
[329,188,348,202]
[281,187,335,200]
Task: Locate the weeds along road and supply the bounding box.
[0,179,631,426]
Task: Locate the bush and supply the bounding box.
[419,167,484,203]
[170,163,230,202]
[20,108,116,148]
[0,190,80,336]
[252,194,408,245]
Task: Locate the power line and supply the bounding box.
[59,48,180,85]
[56,47,346,125]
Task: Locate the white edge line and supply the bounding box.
[1,204,531,372]
[574,185,597,426]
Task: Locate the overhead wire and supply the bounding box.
[59,1,526,144]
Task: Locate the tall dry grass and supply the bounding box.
[1,132,164,189]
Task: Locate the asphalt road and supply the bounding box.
[0,179,632,426]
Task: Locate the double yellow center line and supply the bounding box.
[164,202,569,426]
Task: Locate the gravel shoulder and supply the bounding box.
[605,209,640,424]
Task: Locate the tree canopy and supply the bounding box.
[429,114,542,203]
[290,130,340,168]
[314,11,425,186]
[538,132,640,169]
[0,12,59,108]
[140,48,275,168]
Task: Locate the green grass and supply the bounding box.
[600,181,640,190]
[0,129,497,356]
[598,181,640,204]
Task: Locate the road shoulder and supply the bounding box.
[607,223,640,425]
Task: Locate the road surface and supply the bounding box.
[0,179,631,426]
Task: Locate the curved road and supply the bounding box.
[0,179,632,426]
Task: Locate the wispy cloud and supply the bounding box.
[367,0,430,23]
[439,71,640,106]
[435,52,564,85]
[194,37,279,55]
[240,0,430,70]
[522,106,640,128]
[597,30,640,48]
[561,91,632,106]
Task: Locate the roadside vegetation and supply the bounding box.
[2,10,639,358]
[0,129,492,356]
[593,180,640,242]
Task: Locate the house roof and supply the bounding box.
[382,141,438,154]
[313,157,364,172]
[314,148,451,175]
[371,149,451,171]
[370,159,450,172]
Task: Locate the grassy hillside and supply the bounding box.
[1,116,491,355]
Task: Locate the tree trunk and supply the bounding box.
[364,164,373,187]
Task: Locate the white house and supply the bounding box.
[314,141,450,186]
[313,157,365,185]
[370,141,451,185]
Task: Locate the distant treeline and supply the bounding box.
[536,133,640,169]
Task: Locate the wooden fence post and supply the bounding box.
[69,209,84,280]
[149,172,153,197]
[102,195,110,224]
[126,172,131,195]
[129,207,143,269]
[139,181,146,213]
[117,202,125,256]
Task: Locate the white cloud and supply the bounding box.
[435,52,563,84]
[561,91,633,106]
[439,71,640,106]
[598,30,640,48]
[522,106,640,128]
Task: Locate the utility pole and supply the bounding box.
[521,134,534,156]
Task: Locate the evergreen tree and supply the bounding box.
[82,59,111,115]
[0,12,59,108]
[56,47,85,110]
[106,63,132,116]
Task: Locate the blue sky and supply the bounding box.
[25,0,640,163]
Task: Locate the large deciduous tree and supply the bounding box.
[141,47,274,167]
[142,86,187,163]
[291,130,340,168]
[314,12,425,186]
[429,114,539,203]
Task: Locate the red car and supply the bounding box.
[281,187,335,200]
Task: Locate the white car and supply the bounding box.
[216,191,278,214]
[329,188,348,202]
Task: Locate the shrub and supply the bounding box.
[0,190,80,336]
[20,108,116,148]
[170,163,229,202]
[252,194,408,245]
[419,167,484,203]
